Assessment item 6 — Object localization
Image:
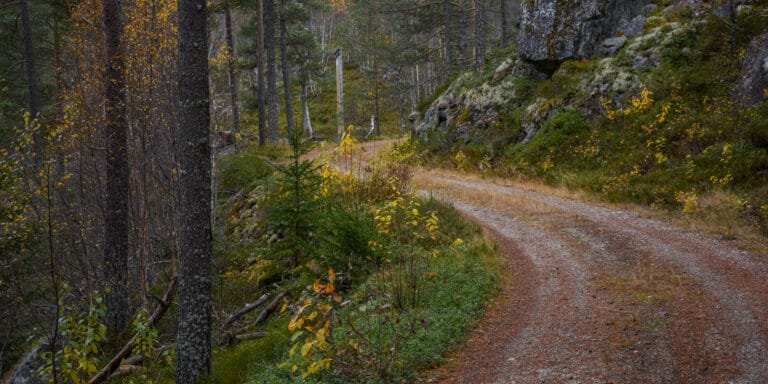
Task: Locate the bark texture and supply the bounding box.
[103,0,130,334]
[474,0,486,70]
[19,0,42,165]
[175,0,213,382]
[443,0,452,73]
[279,0,295,135]
[224,0,241,138]
[301,80,313,137]
[257,0,266,145]
[264,0,279,142]
[500,0,509,47]
[458,0,468,68]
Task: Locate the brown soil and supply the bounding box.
[416,170,768,384]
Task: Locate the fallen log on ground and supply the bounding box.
[220,292,271,332]
[87,277,177,384]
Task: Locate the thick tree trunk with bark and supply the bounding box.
[500,0,510,47]
[443,0,453,74]
[19,0,41,164]
[264,0,279,142]
[459,0,468,68]
[103,0,130,335]
[19,0,38,118]
[175,0,213,382]
[279,0,295,135]
[224,0,241,140]
[474,0,486,70]
[257,0,266,146]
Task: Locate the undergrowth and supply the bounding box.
[418,8,768,238]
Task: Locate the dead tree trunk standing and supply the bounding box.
[500,0,509,47]
[474,0,486,70]
[175,0,213,381]
[301,80,313,137]
[279,0,295,135]
[224,0,241,142]
[19,0,41,162]
[729,0,737,52]
[458,0,468,68]
[335,47,344,139]
[257,0,266,146]
[264,0,279,142]
[443,0,453,74]
[103,0,130,335]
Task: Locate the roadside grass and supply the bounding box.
[248,206,500,383]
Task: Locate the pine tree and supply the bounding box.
[102,0,130,335]
[175,0,213,380]
[279,0,295,135]
[265,0,279,142]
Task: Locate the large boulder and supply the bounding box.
[517,0,649,73]
[737,32,768,106]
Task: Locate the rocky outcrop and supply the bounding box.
[4,343,46,384]
[517,0,649,73]
[737,32,768,106]
[521,99,556,144]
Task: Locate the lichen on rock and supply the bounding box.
[517,0,649,73]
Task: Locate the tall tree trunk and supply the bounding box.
[500,0,509,47]
[474,0,486,70]
[335,48,344,138]
[175,0,213,381]
[458,0,468,68]
[278,0,295,135]
[264,0,279,142]
[729,0,737,52]
[224,0,241,142]
[257,0,266,146]
[103,0,130,335]
[19,0,41,162]
[301,80,313,137]
[443,0,453,74]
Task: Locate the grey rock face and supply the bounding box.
[521,98,556,144]
[619,15,647,38]
[738,32,768,106]
[517,0,648,73]
[5,343,45,384]
[599,36,628,56]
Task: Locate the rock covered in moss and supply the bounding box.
[517,0,648,73]
[738,32,768,106]
[521,98,557,144]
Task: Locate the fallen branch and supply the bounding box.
[224,291,288,346]
[220,292,271,332]
[108,365,141,379]
[87,277,178,384]
[254,291,287,325]
[235,332,267,341]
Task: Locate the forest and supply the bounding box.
[2,0,768,383]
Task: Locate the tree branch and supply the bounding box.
[87,277,178,384]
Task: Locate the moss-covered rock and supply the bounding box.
[517,0,649,73]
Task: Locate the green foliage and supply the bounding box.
[217,145,276,195]
[264,132,324,270]
[40,292,108,384]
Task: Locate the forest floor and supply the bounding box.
[343,139,768,383]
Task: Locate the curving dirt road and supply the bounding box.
[416,169,768,384]
[318,139,768,383]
